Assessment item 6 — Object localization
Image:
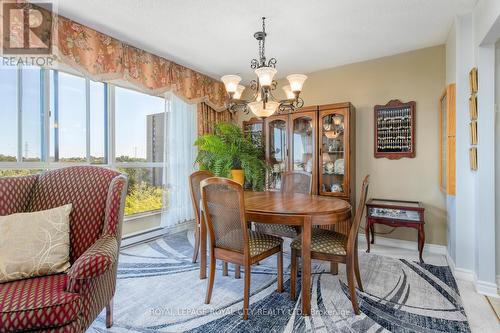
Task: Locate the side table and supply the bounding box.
[365,198,425,263]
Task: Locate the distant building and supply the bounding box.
[147,112,164,186]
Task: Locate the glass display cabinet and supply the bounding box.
[318,104,355,205]
[365,198,425,262]
[243,117,264,151]
[265,115,288,191]
[289,109,317,193]
[264,102,355,200]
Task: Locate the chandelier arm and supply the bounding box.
[267,88,279,102]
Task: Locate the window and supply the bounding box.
[115,87,165,162]
[117,167,164,216]
[0,67,107,165]
[90,80,107,164]
[0,66,44,163]
[114,86,166,217]
[0,66,17,162]
[50,70,107,163]
[0,66,170,234]
[54,71,87,161]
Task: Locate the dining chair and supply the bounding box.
[256,171,312,238]
[189,171,233,276]
[289,175,370,315]
[281,170,313,194]
[189,170,213,263]
[201,177,284,320]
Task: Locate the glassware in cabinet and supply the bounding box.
[319,110,348,197]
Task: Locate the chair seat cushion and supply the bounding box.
[291,228,347,256]
[249,230,283,257]
[0,273,82,331]
[254,223,299,238]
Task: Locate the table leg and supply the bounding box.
[370,223,375,244]
[418,224,425,263]
[301,216,312,316]
[365,218,371,253]
[200,214,207,279]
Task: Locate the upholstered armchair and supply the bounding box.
[0,166,128,332]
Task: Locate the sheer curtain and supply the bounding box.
[163,93,197,227]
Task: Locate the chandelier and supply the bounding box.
[221,17,307,118]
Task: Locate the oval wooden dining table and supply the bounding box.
[199,191,352,316]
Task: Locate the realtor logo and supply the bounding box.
[2,2,52,54]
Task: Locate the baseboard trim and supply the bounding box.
[474,273,499,297]
[357,234,447,255]
[121,220,195,248]
[446,253,475,282]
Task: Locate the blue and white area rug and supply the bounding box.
[90,230,471,332]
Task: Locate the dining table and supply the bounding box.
[199,190,352,316]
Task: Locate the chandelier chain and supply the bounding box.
[261,17,265,65]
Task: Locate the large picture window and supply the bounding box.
[0,66,189,236]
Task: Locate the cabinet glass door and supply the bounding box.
[320,113,346,196]
[267,119,287,190]
[291,116,314,173]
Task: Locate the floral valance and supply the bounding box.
[53,13,227,110]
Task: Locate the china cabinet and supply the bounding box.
[318,103,355,206]
[263,103,355,202]
[265,114,291,191]
[243,117,264,148]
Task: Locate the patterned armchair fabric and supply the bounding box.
[0,166,128,332]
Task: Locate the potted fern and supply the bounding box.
[194,122,267,191]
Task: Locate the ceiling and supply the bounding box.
[55,0,477,82]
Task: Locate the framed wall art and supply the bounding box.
[374,99,416,159]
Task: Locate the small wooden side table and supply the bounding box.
[365,198,425,263]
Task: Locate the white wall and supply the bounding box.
[451,13,476,275]
[446,22,457,85]
[446,0,500,296]
[495,39,500,281]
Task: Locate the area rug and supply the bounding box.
[89,230,471,332]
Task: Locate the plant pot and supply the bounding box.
[231,169,245,186]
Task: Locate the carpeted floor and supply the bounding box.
[89,230,471,332]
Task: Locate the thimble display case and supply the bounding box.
[374,100,416,159]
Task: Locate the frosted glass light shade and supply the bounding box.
[254,67,277,87]
[248,100,278,118]
[282,85,295,99]
[221,75,242,93]
[287,74,307,92]
[233,85,245,99]
[264,101,280,116]
[248,101,263,117]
